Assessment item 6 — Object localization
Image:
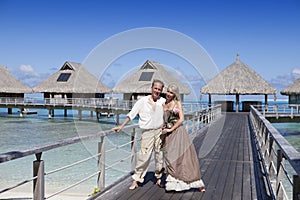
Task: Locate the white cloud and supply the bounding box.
[10,64,51,88]
[292,68,300,79]
[19,64,40,77]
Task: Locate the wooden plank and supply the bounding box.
[243,162,252,200]
[221,160,236,200]
[232,162,243,200]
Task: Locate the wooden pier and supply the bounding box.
[92,113,270,200]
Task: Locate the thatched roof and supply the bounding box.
[33,61,111,93]
[201,55,276,95]
[0,66,32,93]
[281,78,300,95]
[112,60,190,94]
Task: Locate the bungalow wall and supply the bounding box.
[288,94,300,104]
[44,93,104,99]
[0,93,24,98]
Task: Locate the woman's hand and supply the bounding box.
[162,128,171,134]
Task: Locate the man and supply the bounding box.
[112,79,165,190]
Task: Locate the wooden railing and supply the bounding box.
[253,104,300,119]
[0,97,134,109]
[0,103,221,200]
[250,105,300,200]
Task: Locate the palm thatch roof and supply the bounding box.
[33,61,111,93]
[112,60,190,94]
[0,65,32,93]
[201,55,276,95]
[281,78,300,95]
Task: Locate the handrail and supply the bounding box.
[250,105,300,200]
[0,103,221,199]
[253,104,300,119]
[0,124,138,163]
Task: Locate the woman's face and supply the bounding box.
[166,87,175,101]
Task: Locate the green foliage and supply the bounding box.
[88,187,100,197]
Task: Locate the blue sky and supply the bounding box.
[1,0,300,100]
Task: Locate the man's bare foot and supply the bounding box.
[129,181,138,190]
[156,179,164,188]
[199,186,206,192]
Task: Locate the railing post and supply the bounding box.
[192,114,195,134]
[276,150,284,199]
[276,149,283,174]
[33,153,44,200]
[97,136,105,191]
[185,116,189,131]
[197,111,200,130]
[293,175,300,200]
[131,128,137,171]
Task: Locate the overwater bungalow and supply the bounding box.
[0,65,33,113]
[112,60,190,101]
[280,78,300,104]
[201,54,276,112]
[33,61,111,100]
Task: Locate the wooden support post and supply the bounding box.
[293,175,300,200]
[48,110,52,119]
[97,136,105,191]
[265,94,268,111]
[33,153,44,200]
[96,112,100,122]
[236,94,239,112]
[78,110,82,120]
[116,114,120,125]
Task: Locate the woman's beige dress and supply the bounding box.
[162,108,205,191]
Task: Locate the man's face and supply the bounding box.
[151,82,163,101]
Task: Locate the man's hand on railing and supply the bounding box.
[111,126,123,132]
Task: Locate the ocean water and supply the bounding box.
[272,122,300,153]
[0,108,136,198]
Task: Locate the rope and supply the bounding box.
[0,176,37,194]
[46,171,100,199]
[45,152,101,175]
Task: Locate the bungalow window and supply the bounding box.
[57,73,71,82]
[139,72,154,81]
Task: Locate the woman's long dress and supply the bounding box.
[162,109,205,191]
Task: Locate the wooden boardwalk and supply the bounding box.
[92,113,270,200]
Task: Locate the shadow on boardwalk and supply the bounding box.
[92,113,270,200]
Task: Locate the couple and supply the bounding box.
[112,79,205,192]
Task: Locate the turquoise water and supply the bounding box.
[272,122,300,152]
[0,108,135,197]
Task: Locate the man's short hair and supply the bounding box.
[152,79,164,88]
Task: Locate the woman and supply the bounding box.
[161,84,205,192]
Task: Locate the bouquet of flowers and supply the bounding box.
[165,108,179,128]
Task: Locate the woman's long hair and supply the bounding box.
[168,83,181,102]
